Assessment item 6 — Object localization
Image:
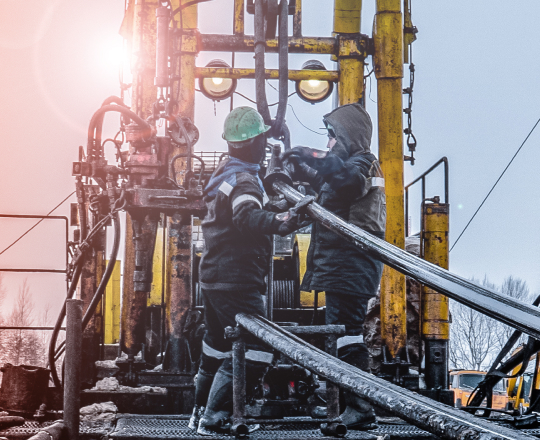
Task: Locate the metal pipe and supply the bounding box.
[200,34,337,54]
[0,326,65,331]
[155,6,170,88]
[272,181,540,339]
[49,261,84,388]
[334,0,364,105]
[236,313,534,440]
[374,0,406,359]
[64,299,83,440]
[422,203,450,389]
[231,336,248,436]
[293,0,302,37]
[405,157,449,237]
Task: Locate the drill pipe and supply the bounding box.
[236,314,534,440]
[272,181,540,340]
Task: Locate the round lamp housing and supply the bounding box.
[295,60,334,104]
[200,59,237,101]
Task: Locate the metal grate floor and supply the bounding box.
[3,416,540,440]
[110,416,380,440]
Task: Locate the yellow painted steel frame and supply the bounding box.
[195,67,338,82]
[421,204,450,340]
[104,261,121,344]
[374,0,406,359]
[295,234,326,308]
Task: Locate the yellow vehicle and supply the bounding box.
[507,353,538,412]
[449,370,508,410]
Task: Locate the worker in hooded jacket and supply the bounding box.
[190,106,304,435]
[282,103,386,429]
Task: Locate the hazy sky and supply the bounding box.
[1,0,540,318]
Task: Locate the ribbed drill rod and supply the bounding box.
[272,180,540,340]
[64,299,83,440]
[236,314,534,440]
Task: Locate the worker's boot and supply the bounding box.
[188,369,214,431]
[340,391,376,430]
[337,342,376,430]
[197,368,233,435]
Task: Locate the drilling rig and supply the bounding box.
[2,2,540,440]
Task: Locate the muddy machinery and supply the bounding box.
[32,1,540,440]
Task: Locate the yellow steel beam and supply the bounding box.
[199,35,337,54]
[374,0,406,359]
[421,203,450,340]
[333,0,364,105]
[195,67,338,82]
[104,261,121,345]
[166,0,196,351]
[233,0,244,35]
[334,0,362,34]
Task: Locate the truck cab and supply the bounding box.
[449,370,508,410]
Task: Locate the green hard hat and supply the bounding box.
[222,106,271,143]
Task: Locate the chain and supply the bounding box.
[403,63,417,165]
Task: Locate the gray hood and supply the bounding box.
[323,103,372,160]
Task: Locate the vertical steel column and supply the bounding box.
[334,0,364,105]
[422,203,450,389]
[233,0,244,35]
[121,0,159,359]
[231,332,248,436]
[165,0,197,371]
[374,0,406,360]
[64,299,83,440]
[80,187,103,386]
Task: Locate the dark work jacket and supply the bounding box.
[300,103,386,296]
[199,159,279,291]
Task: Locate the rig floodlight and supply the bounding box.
[199,59,237,101]
[295,60,334,104]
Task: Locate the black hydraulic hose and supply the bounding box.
[273,0,289,140]
[87,104,150,161]
[254,0,271,125]
[49,261,84,388]
[94,97,130,156]
[81,212,121,330]
[272,181,540,339]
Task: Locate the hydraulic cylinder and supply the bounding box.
[422,202,450,389]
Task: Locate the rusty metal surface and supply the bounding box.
[236,314,536,440]
[273,181,540,340]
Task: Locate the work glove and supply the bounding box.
[274,210,312,236]
[273,195,316,236]
[282,146,343,177]
[281,147,324,183]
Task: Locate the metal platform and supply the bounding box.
[2,415,539,440]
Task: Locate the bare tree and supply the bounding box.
[491,276,531,357]
[37,303,52,367]
[6,279,41,366]
[449,276,499,370]
[0,272,6,323]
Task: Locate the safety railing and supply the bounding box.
[404,157,448,237]
[0,214,69,289]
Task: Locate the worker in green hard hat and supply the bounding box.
[189,106,305,435]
